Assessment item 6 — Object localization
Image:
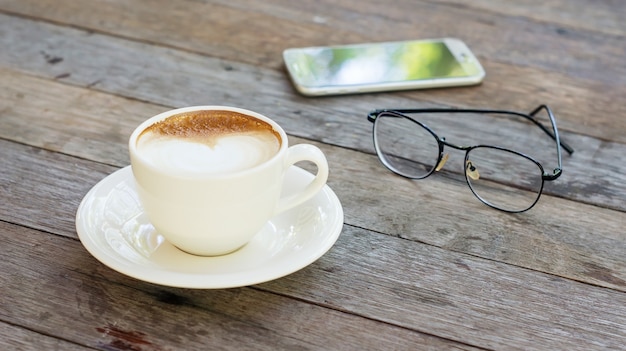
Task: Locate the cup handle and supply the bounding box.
[274,144,329,215]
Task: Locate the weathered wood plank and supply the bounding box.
[2,44,625,212]
[2,0,624,80]
[1,64,625,285]
[0,138,115,236]
[433,0,626,36]
[2,103,625,297]
[0,221,484,351]
[0,322,91,351]
[330,144,626,292]
[2,216,625,350]
[265,225,626,351]
[0,9,625,145]
[1,1,624,350]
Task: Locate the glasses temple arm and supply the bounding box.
[370,108,574,155]
[528,106,574,155]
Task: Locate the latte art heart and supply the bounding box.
[136,110,281,175]
[138,133,279,174]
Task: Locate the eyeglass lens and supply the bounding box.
[373,113,439,179]
[373,112,545,212]
[465,147,543,212]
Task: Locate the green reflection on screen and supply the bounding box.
[293,41,469,86]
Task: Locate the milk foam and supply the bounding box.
[137,132,280,175]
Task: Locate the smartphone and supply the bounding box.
[283,38,485,96]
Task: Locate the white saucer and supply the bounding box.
[75,166,343,289]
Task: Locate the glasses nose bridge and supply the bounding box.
[439,138,472,152]
[434,138,473,171]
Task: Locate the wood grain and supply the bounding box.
[0,61,626,289]
[2,206,625,350]
[1,91,624,305]
[0,4,625,143]
[0,21,625,211]
[0,322,91,351]
[435,0,626,36]
[3,0,624,76]
[1,1,625,349]
[0,221,483,351]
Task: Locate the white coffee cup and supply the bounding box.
[129,106,329,256]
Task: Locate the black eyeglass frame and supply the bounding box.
[367,105,574,212]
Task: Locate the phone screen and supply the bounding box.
[285,40,481,88]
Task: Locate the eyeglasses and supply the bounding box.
[367,105,574,213]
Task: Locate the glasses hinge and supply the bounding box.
[543,168,562,181]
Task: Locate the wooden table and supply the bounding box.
[1,1,625,350]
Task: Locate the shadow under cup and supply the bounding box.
[128,106,329,256]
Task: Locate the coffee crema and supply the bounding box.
[137,110,282,175]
